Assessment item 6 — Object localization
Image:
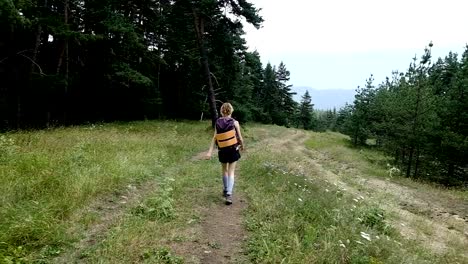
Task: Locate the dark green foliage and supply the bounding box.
[0,0,268,128]
[251,61,297,127]
[298,91,315,130]
[0,0,307,131]
[359,207,392,235]
[336,44,468,186]
[315,108,337,132]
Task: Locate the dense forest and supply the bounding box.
[1,0,306,129]
[332,44,468,186]
[1,1,466,185]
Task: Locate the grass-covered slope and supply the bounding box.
[1,121,466,263]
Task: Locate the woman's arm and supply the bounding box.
[205,128,217,158]
[234,121,244,151]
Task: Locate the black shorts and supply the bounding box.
[218,145,241,163]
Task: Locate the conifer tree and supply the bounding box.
[299,91,315,130]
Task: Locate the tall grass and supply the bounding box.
[0,121,209,262]
[305,131,391,179]
[240,127,464,263]
[305,131,468,200]
[1,123,465,263]
[241,154,408,263]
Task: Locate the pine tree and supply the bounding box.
[276,62,297,126]
[299,91,315,130]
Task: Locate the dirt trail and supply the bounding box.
[171,129,276,263]
[173,149,250,264]
[199,197,248,263]
[53,127,467,262]
[171,191,248,264]
[265,128,468,257]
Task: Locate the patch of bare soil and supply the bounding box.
[199,195,248,263]
[191,151,210,161]
[171,193,248,264]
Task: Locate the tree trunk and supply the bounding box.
[193,10,218,126]
[414,145,420,178]
[57,0,69,123]
[16,95,21,129]
[31,25,42,73]
[447,162,454,178]
[394,149,399,165]
[406,146,414,177]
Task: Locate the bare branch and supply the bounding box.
[0,49,34,64]
[210,72,219,87]
[19,54,45,75]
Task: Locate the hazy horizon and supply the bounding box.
[292,86,356,110]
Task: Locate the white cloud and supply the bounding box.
[244,0,468,89]
[245,0,468,53]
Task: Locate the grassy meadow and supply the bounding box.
[0,121,212,262]
[0,121,466,263]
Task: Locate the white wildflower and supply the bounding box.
[325,189,330,192]
[360,232,371,241]
[355,240,364,245]
[338,240,346,248]
[298,198,303,202]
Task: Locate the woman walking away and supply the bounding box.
[206,102,244,205]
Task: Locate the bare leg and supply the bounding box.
[221,163,229,176]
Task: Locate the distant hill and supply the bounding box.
[292,86,356,110]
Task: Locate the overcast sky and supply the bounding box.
[243,0,468,90]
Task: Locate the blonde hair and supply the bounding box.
[220,102,234,117]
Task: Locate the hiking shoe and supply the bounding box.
[225,194,233,205]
